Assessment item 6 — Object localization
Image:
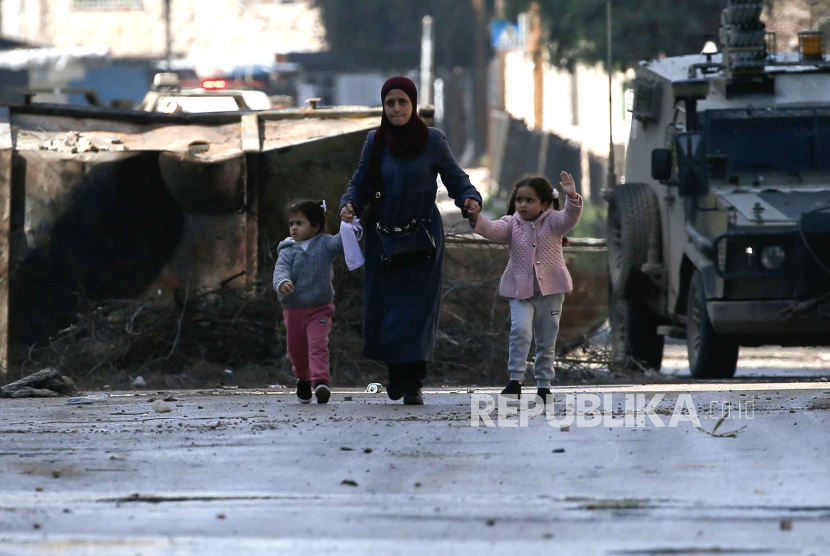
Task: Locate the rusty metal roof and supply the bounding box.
[7,105,432,161]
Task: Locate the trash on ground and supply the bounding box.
[222,369,237,387]
[366,383,384,394]
[695,415,747,438]
[67,393,111,405]
[268,384,286,390]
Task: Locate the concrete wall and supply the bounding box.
[502,50,633,197]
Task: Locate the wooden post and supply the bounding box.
[0,107,12,378]
[494,0,507,111]
[527,2,544,131]
[472,0,489,160]
[241,113,261,283]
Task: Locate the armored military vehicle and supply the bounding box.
[608,0,830,378]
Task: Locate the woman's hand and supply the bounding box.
[340,203,356,223]
[278,281,294,295]
[467,203,481,225]
[560,171,578,200]
[463,198,480,215]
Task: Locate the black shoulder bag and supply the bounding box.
[376,217,436,269]
[371,188,436,270]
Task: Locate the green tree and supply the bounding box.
[315,0,488,71]
[505,0,727,70]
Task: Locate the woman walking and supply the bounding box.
[340,76,481,405]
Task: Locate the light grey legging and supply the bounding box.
[507,292,565,388]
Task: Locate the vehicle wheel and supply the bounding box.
[609,285,665,370]
[606,183,661,299]
[686,270,739,379]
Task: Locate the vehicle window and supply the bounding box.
[706,108,828,174]
[240,91,271,111]
[156,96,240,113]
[817,115,830,167]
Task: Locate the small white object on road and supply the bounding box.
[151,400,173,413]
[66,393,110,405]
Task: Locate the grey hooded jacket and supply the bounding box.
[273,233,343,309]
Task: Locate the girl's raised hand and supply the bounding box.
[560,171,577,200]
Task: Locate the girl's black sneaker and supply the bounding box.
[536,388,553,404]
[315,384,331,404]
[501,380,522,399]
[296,380,312,404]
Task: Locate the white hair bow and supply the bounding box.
[321,200,327,212]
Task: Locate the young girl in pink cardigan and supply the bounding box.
[468,173,582,402]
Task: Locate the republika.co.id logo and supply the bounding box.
[470,393,755,428]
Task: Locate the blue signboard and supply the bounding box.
[491,18,525,51]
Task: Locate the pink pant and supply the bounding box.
[283,304,335,386]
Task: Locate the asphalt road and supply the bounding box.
[1,369,829,555]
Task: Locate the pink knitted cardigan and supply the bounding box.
[473,195,583,299]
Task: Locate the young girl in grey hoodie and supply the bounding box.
[273,200,344,404]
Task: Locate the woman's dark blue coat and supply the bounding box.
[340,127,482,363]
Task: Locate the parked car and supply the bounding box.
[137,73,272,113]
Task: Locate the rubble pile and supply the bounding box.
[9,245,650,389]
[1,368,76,398]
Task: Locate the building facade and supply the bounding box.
[0,0,324,67]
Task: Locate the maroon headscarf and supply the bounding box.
[375,76,429,160]
[364,77,429,222]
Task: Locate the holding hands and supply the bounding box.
[560,171,578,200]
[340,203,356,223]
[467,199,481,224]
[463,197,480,215]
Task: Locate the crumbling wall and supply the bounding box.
[11,151,186,343]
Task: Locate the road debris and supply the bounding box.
[695,415,747,438]
[366,383,384,394]
[67,393,110,405]
[341,479,358,487]
[1,368,76,398]
[151,400,173,413]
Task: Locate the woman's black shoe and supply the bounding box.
[387,383,404,401]
[403,388,424,405]
[501,380,522,399]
